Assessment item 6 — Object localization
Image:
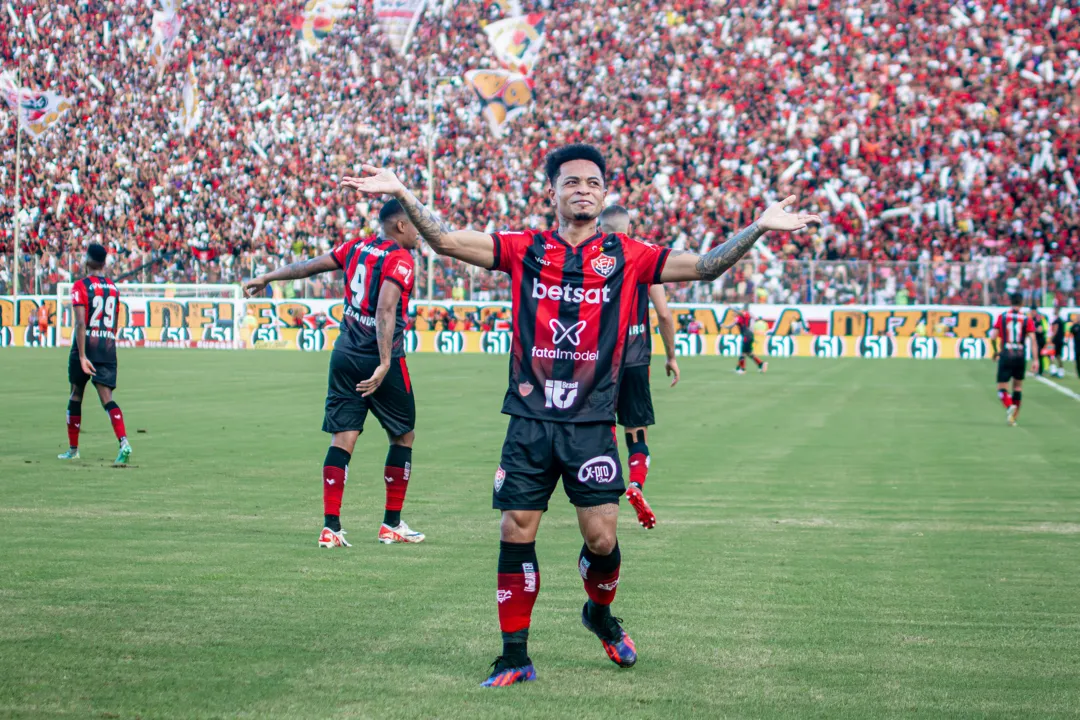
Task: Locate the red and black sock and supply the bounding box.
[1012,390,1022,409]
[103,401,127,444]
[751,354,764,368]
[738,357,746,371]
[498,540,539,666]
[580,542,621,620]
[998,389,1014,408]
[383,445,412,528]
[625,434,650,490]
[323,446,350,532]
[66,400,81,450]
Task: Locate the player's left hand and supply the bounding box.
[341,165,407,198]
[80,356,96,376]
[1031,362,1040,375]
[357,364,390,397]
[757,196,823,233]
[666,357,680,387]
[243,278,267,298]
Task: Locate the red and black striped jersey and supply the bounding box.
[490,229,670,423]
[331,236,415,359]
[70,276,119,365]
[623,285,652,369]
[994,310,1035,357]
[735,311,752,334]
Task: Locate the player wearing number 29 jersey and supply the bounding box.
[245,200,426,547]
[59,243,132,465]
[339,143,823,688]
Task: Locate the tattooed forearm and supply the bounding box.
[374,306,394,369]
[262,257,327,282]
[694,222,767,280]
[397,188,450,249]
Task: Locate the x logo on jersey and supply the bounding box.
[550,319,586,346]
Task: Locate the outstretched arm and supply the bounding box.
[244,254,338,298]
[660,196,822,283]
[341,166,496,269]
[648,285,680,387]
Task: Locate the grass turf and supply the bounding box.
[2,349,1080,719]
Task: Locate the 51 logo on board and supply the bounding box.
[812,336,845,358]
[767,336,794,357]
[481,331,511,354]
[908,337,940,359]
[435,331,464,354]
[859,336,895,358]
[675,333,703,356]
[956,338,988,360]
[716,334,743,357]
[298,328,325,352]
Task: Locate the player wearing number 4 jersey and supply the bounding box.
[341,143,822,687]
[59,243,132,465]
[246,200,425,547]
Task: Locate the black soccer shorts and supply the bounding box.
[741,333,754,355]
[68,351,117,389]
[493,416,625,511]
[322,350,415,438]
[616,364,655,428]
[996,355,1026,383]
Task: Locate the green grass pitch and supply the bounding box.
[2,349,1080,719]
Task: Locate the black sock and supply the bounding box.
[1012,390,1022,407]
[501,629,529,665]
[325,514,341,532]
[383,510,401,527]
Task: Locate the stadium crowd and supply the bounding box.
[1,0,1079,306]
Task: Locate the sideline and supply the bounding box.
[1034,375,1080,403]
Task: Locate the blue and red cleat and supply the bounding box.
[581,603,637,668]
[481,656,537,687]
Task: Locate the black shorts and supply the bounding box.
[68,352,117,389]
[493,416,624,511]
[741,334,754,355]
[996,355,1026,383]
[1053,339,1064,359]
[616,365,655,428]
[322,350,415,437]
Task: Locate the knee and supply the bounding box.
[584,527,618,556]
[69,389,84,402]
[500,511,537,543]
[391,431,414,449]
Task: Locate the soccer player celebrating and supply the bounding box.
[990,293,1039,426]
[245,201,426,547]
[59,243,132,465]
[723,303,767,374]
[597,204,679,530]
[341,143,821,687]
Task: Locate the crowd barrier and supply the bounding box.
[1,296,1076,360]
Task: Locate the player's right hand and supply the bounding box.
[80,356,96,376]
[340,165,406,198]
[243,278,267,298]
[666,357,680,387]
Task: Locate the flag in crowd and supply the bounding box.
[294,0,350,53]
[148,9,184,75]
[180,56,200,137]
[482,13,546,76]
[0,71,74,139]
[464,69,532,137]
[373,0,428,56]
[491,0,523,15]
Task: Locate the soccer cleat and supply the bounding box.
[1006,406,1017,427]
[734,368,745,375]
[378,521,426,544]
[481,656,537,687]
[581,603,637,668]
[760,361,768,374]
[114,440,132,465]
[318,527,352,548]
[57,448,80,460]
[625,485,656,530]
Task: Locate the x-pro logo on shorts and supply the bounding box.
[550,319,586,346]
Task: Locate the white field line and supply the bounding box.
[1034,375,1080,403]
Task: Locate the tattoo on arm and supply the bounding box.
[693,222,766,280]
[265,257,328,282]
[375,306,394,368]
[397,190,449,248]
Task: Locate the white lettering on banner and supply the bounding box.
[531,279,611,305]
[549,319,586,346]
[544,379,578,409]
[532,347,598,361]
[578,456,618,484]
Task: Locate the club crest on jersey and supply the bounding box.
[591,253,616,278]
[518,381,534,397]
